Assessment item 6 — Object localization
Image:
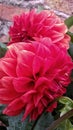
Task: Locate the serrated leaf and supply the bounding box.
[60,106,72,117]
[59,97,73,116]
[59,97,73,105]
[56,119,73,130]
[0,42,7,58]
[65,16,73,29]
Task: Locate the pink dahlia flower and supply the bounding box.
[9,10,70,49]
[0,39,72,120]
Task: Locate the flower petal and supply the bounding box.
[3,98,24,116]
[13,77,34,93]
[0,58,17,76]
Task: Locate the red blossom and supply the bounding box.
[9,10,70,49]
[0,39,72,120]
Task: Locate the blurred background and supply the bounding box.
[0,0,73,43]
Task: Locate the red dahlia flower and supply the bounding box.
[0,39,72,120]
[9,10,70,49]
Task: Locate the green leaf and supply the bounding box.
[65,17,73,43]
[0,115,9,127]
[34,112,54,130]
[0,104,5,114]
[0,105,8,127]
[0,42,7,58]
[7,112,54,130]
[7,114,30,130]
[67,32,73,42]
[59,97,73,116]
[68,43,73,59]
[56,119,73,130]
[59,97,73,105]
[65,16,73,29]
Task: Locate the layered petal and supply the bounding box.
[0,40,72,120]
[8,10,70,49]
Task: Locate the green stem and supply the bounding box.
[47,108,73,130]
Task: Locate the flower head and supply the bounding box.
[9,10,70,49]
[0,38,72,120]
